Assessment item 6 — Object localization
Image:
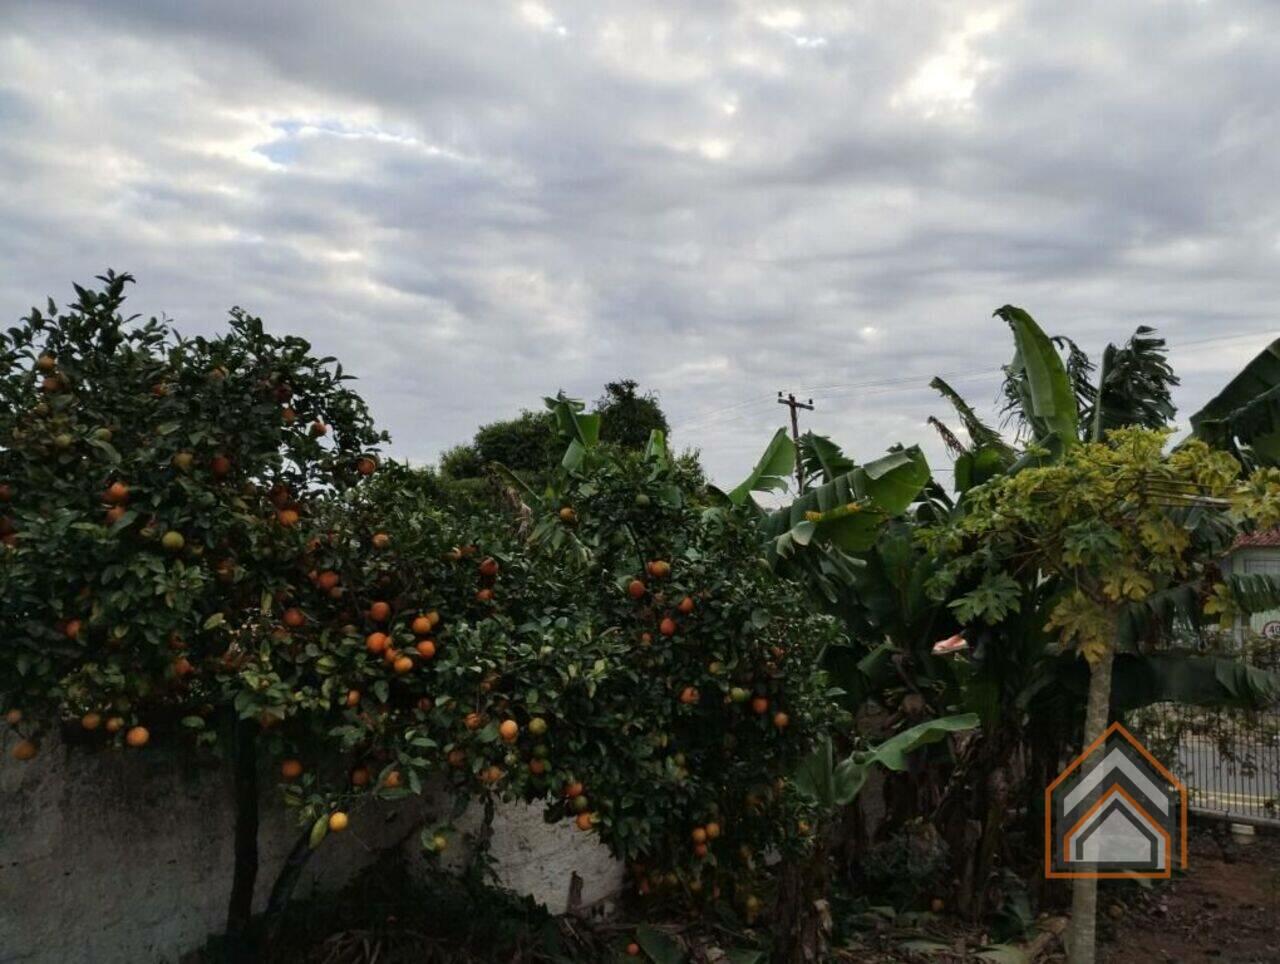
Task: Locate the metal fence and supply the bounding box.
[1134,647,1280,826]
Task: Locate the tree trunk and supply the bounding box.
[1067,645,1114,964]
[259,828,316,953]
[224,719,260,963]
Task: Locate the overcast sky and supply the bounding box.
[2,1,1278,489]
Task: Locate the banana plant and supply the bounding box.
[1189,337,1280,469]
[793,713,980,809]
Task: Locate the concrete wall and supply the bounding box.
[0,738,622,964]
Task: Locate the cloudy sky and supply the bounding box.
[2,1,1278,489]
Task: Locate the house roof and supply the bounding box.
[1231,529,1280,550]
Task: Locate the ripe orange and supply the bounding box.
[393,656,414,674]
[40,375,62,393]
[351,766,371,787]
[677,596,695,615]
[283,608,306,628]
[369,600,391,622]
[365,632,388,654]
[105,505,126,526]
[475,588,494,603]
[105,716,124,734]
[346,689,361,707]
[355,456,377,476]
[773,712,790,730]
[277,508,300,527]
[447,748,467,768]
[172,657,195,678]
[4,708,21,725]
[0,483,11,502]
[482,765,504,784]
[626,942,640,957]
[172,451,194,472]
[705,821,721,839]
[371,532,391,550]
[660,618,677,637]
[426,610,441,628]
[36,353,56,373]
[411,615,433,635]
[529,758,547,775]
[125,726,150,748]
[317,570,340,590]
[210,455,231,478]
[575,812,594,831]
[647,559,671,579]
[103,481,129,504]
[328,811,349,832]
[64,619,82,641]
[640,632,652,647]
[679,686,699,705]
[691,827,707,844]
[464,712,484,731]
[382,769,403,788]
[281,759,303,780]
[693,842,708,858]
[564,781,584,799]
[627,579,646,600]
[415,640,436,660]
[81,712,102,731]
[559,506,576,523]
[499,720,519,743]
[12,739,37,761]
[416,697,433,712]
[479,557,499,577]
[281,407,296,424]
[383,647,400,664]
[310,420,328,437]
[751,696,769,716]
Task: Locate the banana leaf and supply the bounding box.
[1190,337,1280,467]
[763,446,931,555]
[995,305,1079,448]
[722,427,795,505]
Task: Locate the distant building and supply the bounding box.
[1223,530,1280,644]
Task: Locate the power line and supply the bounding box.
[672,324,1277,435]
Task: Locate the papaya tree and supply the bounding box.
[919,427,1280,963]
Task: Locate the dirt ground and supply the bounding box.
[1100,827,1280,964]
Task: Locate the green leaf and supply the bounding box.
[797,432,854,485]
[726,428,796,506]
[202,612,226,630]
[763,446,930,555]
[948,572,1022,625]
[995,305,1079,447]
[308,814,329,850]
[793,736,837,808]
[180,716,205,729]
[635,925,685,964]
[1190,337,1280,467]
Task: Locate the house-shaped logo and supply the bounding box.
[1045,722,1187,879]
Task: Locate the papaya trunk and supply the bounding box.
[1067,645,1115,964]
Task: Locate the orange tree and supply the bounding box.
[0,273,385,945]
[261,444,846,907]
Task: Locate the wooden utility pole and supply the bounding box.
[777,391,814,493]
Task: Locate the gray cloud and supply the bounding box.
[2,0,1278,488]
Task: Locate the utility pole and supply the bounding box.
[777,391,814,493]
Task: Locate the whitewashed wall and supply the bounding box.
[0,738,622,964]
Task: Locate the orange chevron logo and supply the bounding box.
[1045,722,1187,879]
